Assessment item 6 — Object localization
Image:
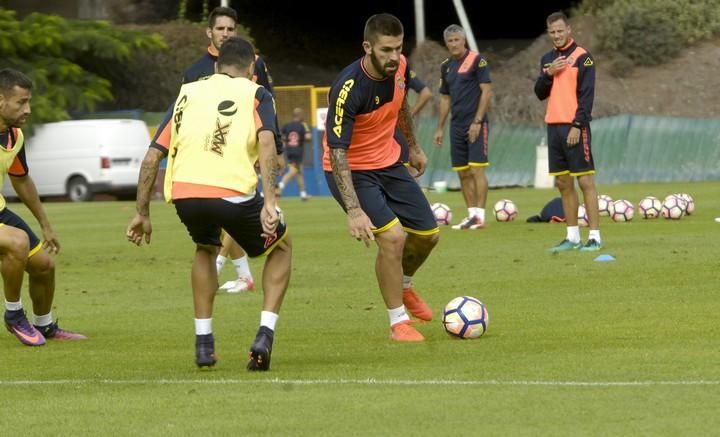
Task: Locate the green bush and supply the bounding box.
[585,0,720,67]
[575,0,617,15]
[0,9,164,128]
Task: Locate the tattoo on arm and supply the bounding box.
[329,148,361,213]
[257,130,278,202]
[262,153,278,197]
[136,151,161,216]
[398,98,419,152]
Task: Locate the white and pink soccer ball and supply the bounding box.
[638,196,662,219]
[442,296,489,339]
[577,204,589,227]
[661,195,685,220]
[493,199,518,222]
[676,193,695,215]
[611,199,634,222]
[597,194,613,217]
[431,203,453,225]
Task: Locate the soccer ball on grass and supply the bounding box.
[493,199,518,222]
[431,203,453,225]
[661,195,685,220]
[611,199,634,222]
[597,194,613,216]
[442,296,489,339]
[638,196,661,219]
[676,193,695,215]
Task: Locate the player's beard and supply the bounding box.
[370,52,398,78]
[10,113,28,127]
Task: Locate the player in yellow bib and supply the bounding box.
[126,37,292,370]
[0,68,86,346]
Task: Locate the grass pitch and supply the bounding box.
[1,181,719,435]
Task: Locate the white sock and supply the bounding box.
[32,312,53,327]
[567,226,581,244]
[402,275,413,289]
[194,318,212,335]
[260,311,278,330]
[278,182,285,190]
[233,256,252,279]
[5,300,22,311]
[216,255,227,273]
[477,208,486,222]
[467,208,474,218]
[388,305,410,326]
[300,191,307,197]
[588,230,601,243]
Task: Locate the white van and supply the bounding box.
[2,119,150,201]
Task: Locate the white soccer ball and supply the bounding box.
[664,194,688,213]
[431,203,453,226]
[493,199,518,222]
[638,196,662,219]
[577,204,589,227]
[676,193,695,215]
[661,196,685,220]
[442,296,489,339]
[597,194,613,216]
[611,199,634,222]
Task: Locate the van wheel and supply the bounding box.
[67,177,93,202]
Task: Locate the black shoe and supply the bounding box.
[247,326,274,371]
[195,333,217,368]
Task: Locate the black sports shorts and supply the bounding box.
[547,124,595,176]
[325,162,438,235]
[174,193,287,257]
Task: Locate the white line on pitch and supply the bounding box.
[0,378,719,386]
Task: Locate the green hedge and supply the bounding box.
[581,0,720,69]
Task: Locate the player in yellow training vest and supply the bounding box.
[126,37,292,371]
[0,68,87,346]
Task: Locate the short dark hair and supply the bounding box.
[217,36,256,69]
[546,11,569,26]
[0,68,32,94]
[363,13,404,43]
[208,6,237,28]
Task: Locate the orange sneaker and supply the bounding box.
[403,286,433,321]
[390,320,425,342]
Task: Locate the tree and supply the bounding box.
[0,9,165,127]
[107,0,210,24]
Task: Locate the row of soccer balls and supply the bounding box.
[431,193,695,225]
[586,193,695,223]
